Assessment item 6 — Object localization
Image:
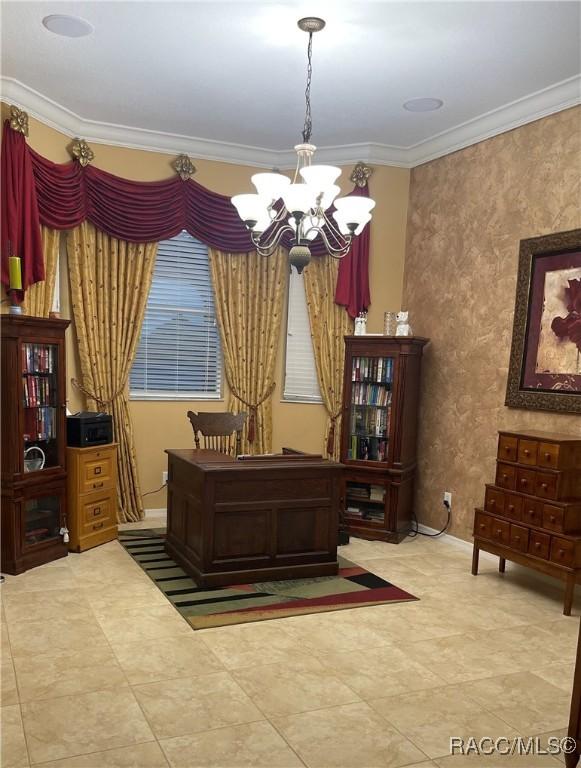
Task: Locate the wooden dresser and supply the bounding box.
[66,444,118,552]
[472,430,581,615]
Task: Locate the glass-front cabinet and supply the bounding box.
[340,335,428,543]
[1,315,70,574]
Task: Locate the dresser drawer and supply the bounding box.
[543,505,564,533]
[529,531,550,560]
[504,494,523,522]
[496,463,516,491]
[510,523,529,553]
[522,499,543,527]
[518,439,538,466]
[550,537,577,568]
[538,442,560,470]
[516,468,536,496]
[484,487,505,516]
[80,490,115,528]
[490,518,510,546]
[498,435,518,463]
[79,452,115,494]
[535,471,558,501]
[474,511,492,540]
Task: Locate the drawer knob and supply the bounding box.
[550,515,556,523]
[559,549,565,557]
[93,522,104,530]
[93,482,103,488]
[93,507,101,516]
[503,474,508,480]
[520,479,527,486]
[479,524,485,531]
[94,467,102,475]
[505,446,510,452]
[514,535,520,542]
[534,542,541,549]
[524,449,530,456]
[489,500,496,506]
[541,483,548,490]
[508,505,514,511]
[544,453,551,460]
[496,529,502,535]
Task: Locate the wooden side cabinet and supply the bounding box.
[339,335,429,543]
[67,444,118,552]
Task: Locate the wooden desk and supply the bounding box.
[165,449,343,587]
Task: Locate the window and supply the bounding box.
[283,269,322,402]
[130,231,221,399]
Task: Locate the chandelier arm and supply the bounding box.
[319,211,354,250]
[309,225,352,259]
[252,223,294,256]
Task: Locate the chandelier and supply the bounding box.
[232,17,375,273]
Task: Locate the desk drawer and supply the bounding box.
[535,471,558,501]
[474,511,492,540]
[490,518,510,546]
[529,531,550,560]
[550,537,576,568]
[498,435,517,463]
[484,487,505,516]
[79,452,115,494]
[496,463,516,491]
[510,524,529,553]
[516,468,536,496]
[522,499,543,527]
[80,491,115,528]
[518,439,537,466]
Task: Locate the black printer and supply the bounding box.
[67,412,113,447]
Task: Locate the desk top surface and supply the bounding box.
[166,449,343,470]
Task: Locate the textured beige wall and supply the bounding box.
[1,103,410,508]
[403,106,581,541]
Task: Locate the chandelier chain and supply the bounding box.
[302,31,313,143]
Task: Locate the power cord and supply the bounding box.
[142,481,167,498]
[406,498,451,538]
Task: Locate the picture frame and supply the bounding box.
[505,228,581,414]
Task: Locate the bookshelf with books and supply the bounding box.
[340,335,429,543]
[1,315,71,574]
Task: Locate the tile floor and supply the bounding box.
[1,514,579,768]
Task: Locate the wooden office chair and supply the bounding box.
[186,411,247,456]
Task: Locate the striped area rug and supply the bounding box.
[119,529,418,629]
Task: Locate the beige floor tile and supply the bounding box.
[96,605,191,645]
[1,620,12,659]
[280,612,394,654]
[7,616,109,659]
[21,687,154,764]
[317,644,444,699]
[87,588,169,618]
[199,622,318,670]
[13,645,128,702]
[29,742,169,768]
[533,663,575,693]
[112,634,224,685]
[1,657,18,705]
[1,704,29,768]
[159,721,303,767]
[399,711,518,760]
[132,672,264,739]
[463,672,567,711]
[272,701,427,768]
[1,564,76,594]
[2,589,93,625]
[369,686,486,731]
[232,658,361,717]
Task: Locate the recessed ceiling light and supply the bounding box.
[403,98,444,113]
[42,14,93,38]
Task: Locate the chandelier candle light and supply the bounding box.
[232,17,375,273]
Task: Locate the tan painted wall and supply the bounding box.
[403,106,581,540]
[2,104,410,509]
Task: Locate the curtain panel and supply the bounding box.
[1,120,371,316]
[304,255,354,460]
[67,221,157,523]
[22,226,60,317]
[209,247,287,454]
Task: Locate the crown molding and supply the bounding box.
[1,75,579,170]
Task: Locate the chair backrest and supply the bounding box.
[186,411,247,456]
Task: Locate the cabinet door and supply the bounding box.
[21,485,66,551]
[346,354,394,465]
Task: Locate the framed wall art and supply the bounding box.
[506,228,581,414]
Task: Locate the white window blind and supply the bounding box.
[130,231,222,399]
[283,269,322,402]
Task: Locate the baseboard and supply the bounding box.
[415,523,497,561]
[144,508,167,517]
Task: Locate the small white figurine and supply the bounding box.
[354,311,368,336]
[395,311,413,337]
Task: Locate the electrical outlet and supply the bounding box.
[162,471,168,485]
[444,491,452,507]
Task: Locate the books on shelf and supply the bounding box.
[352,382,391,406]
[348,435,389,461]
[352,356,393,384]
[351,404,390,436]
[23,407,56,442]
[22,343,55,374]
[22,375,55,407]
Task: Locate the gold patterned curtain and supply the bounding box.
[23,226,60,317]
[67,221,157,522]
[304,255,354,459]
[209,247,286,454]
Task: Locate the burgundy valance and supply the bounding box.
[1,120,370,315]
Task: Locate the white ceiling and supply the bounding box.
[1,1,580,167]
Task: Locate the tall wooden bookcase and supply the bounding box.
[1,315,70,574]
[340,335,428,543]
